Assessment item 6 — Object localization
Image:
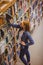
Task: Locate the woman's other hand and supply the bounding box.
[21,41,26,46]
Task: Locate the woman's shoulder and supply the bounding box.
[24,31,31,38]
[24,31,30,35]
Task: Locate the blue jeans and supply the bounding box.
[19,46,30,65]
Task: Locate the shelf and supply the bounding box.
[17,7,29,22]
[30,0,36,7]
[0,0,16,15]
[12,0,37,23]
[30,1,39,21]
[0,22,6,28]
[0,1,9,7]
[0,36,13,54]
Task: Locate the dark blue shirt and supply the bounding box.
[9,24,34,47]
[21,31,34,46]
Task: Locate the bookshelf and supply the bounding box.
[0,0,41,65]
[0,0,16,14]
[0,0,16,65]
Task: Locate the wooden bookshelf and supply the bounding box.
[0,16,6,28]
[0,0,16,15]
[0,0,41,65]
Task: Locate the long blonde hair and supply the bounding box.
[22,20,30,32]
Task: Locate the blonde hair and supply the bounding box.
[22,20,30,32]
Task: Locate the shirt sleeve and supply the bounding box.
[9,23,21,28]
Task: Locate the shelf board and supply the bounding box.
[0,0,16,15]
[0,1,9,7]
[0,22,6,28]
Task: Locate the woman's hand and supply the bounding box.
[21,41,26,46]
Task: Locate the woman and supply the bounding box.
[19,21,34,65]
[7,17,34,65]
